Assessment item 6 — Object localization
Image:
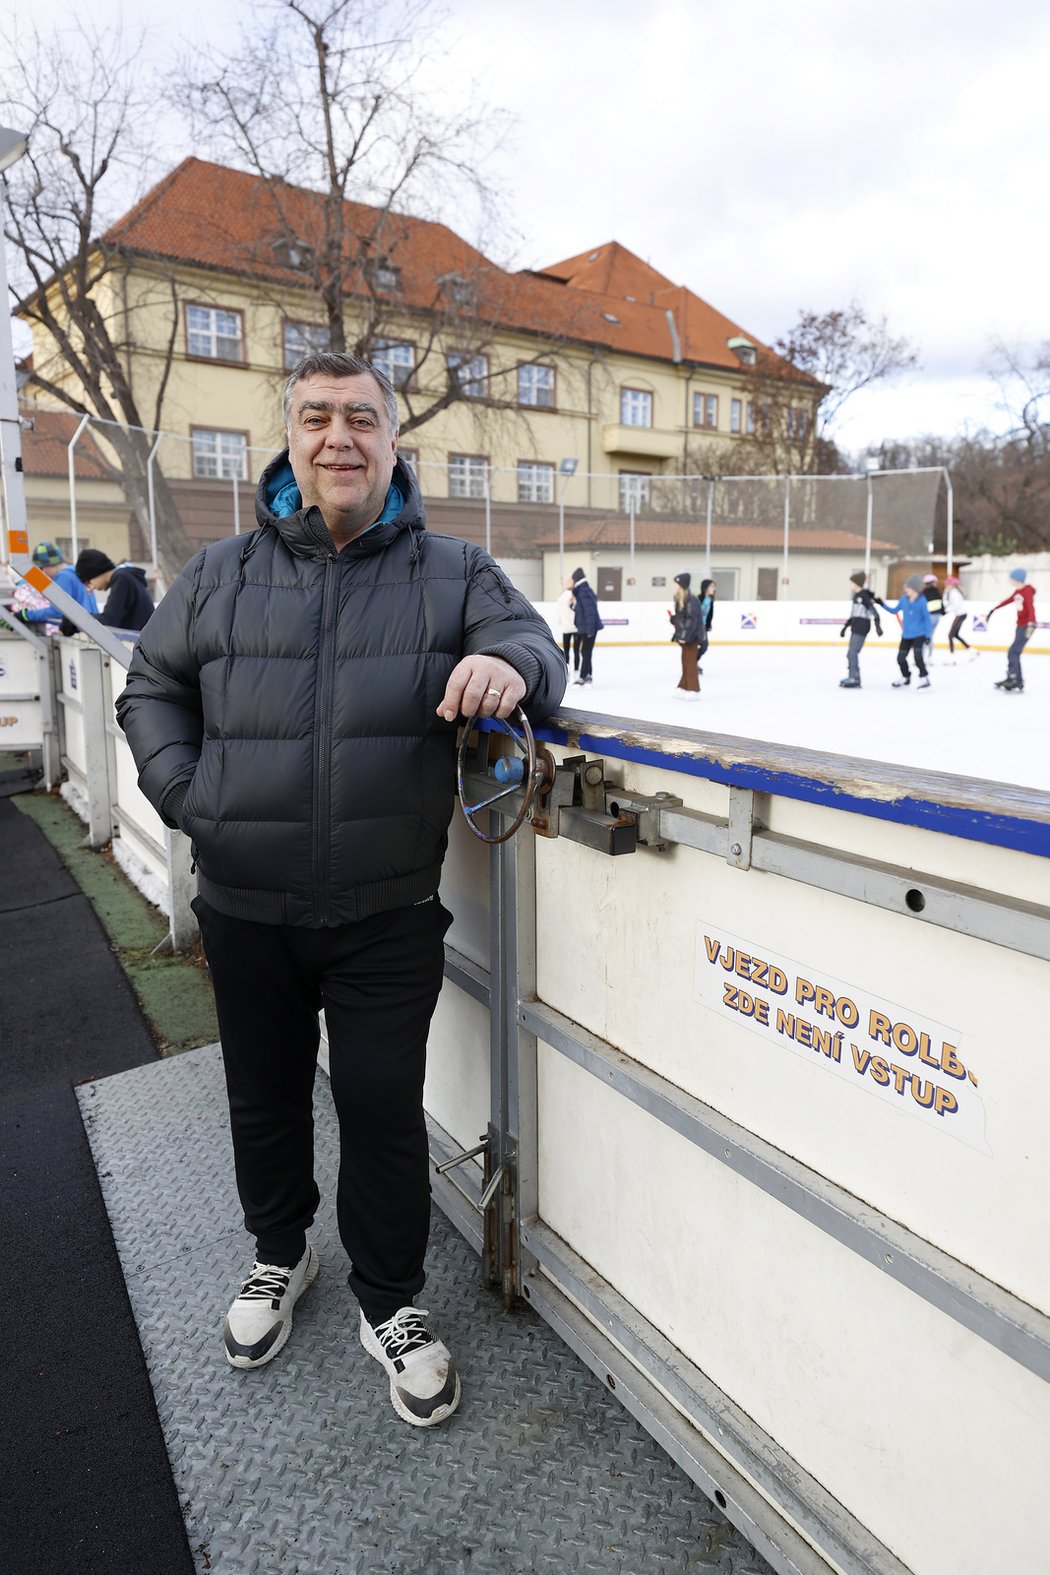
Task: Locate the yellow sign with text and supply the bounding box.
[694,923,989,1153]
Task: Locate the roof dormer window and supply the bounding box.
[271,236,315,272]
[439,273,475,307]
[727,335,757,366]
[367,257,401,293]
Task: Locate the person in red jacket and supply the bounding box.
[986,567,1037,692]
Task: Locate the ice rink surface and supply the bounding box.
[558,641,1047,793]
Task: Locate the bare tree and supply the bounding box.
[985,337,1050,458]
[1,18,196,581]
[760,302,919,472]
[181,0,568,433]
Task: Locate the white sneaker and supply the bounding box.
[360,1306,461,1427]
[224,1246,319,1369]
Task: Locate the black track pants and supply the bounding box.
[193,893,452,1325]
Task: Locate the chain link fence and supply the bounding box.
[13,404,951,596]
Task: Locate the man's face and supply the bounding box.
[287,372,397,542]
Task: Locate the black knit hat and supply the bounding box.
[76,549,115,581]
[571,567,586,584]
[849,571,866,587]
[674,573,691,589]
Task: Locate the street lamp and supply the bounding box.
[0,127,30,567]
[557,457,578,584]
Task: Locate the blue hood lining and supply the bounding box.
[266,459,405,529]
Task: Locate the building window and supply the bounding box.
[730,398,742,434]
[517,363,555,408]
[619,471,651,511]
[746,402,756,435]
[283,320,330,371]
[368,258,401,293]
[447,351,489,399]
[449,453,489,499]
[398,447,418,473]
[186,304,244,362]
[441,273,475,306]
[192,428,248,480]
[620,387,653,427]
[517,461,555,504]
[693,392,718,429]
[786,407,810,440]
[272,237,315,272]
[371,340,414,389]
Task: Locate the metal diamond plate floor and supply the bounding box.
[79,1045,772,1575]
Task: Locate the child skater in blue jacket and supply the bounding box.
[877,574,933,689]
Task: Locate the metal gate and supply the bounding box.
[425,713,1050,1575]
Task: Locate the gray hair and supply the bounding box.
[282,351,400,435]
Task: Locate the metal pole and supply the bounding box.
[232,469,241,535]
[485,464,492,557]
[781,476,790,594]
[146,433,162,566]
[0,130,29,571]
[629,496,635,587]
[66,413,91,561]
[865,474,873,580]
[943,467,954,577]
[558,493,565,583]
[705,478,714,577]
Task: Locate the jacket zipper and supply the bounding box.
[313,557,339,925]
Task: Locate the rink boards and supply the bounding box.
[5,620,1049,1573]
[425,711,1050,1575]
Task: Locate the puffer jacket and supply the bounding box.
[670,592,702,645]
[116,454,566,927]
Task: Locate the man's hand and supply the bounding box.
[437,655,526,723]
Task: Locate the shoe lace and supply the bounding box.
[238,1262,293,1302]
[372,1306,434,1357]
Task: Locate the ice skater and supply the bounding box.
[943,577,975,661]
[698,579,715,672]
[838,570,882,688]
[556,573,579,672]
[986,567,1037,693]
[570,567,603,687]
[921,574,944,664]
[669,572,702,698]
[878,575,932,689]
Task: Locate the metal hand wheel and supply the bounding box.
[456,705,549,844]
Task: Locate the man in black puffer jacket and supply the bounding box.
[117,352,565,1427]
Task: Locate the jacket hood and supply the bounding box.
[253,450,426,560]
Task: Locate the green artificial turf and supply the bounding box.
[12,783,219,1056]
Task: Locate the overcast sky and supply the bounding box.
[10,0,1050,454]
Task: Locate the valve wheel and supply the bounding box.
[456,705,548,844]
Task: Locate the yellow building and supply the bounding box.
[21,157,823,581]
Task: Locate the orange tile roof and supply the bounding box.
[18,405,114,480]
[535,519,900,553]
[101,159,807,378]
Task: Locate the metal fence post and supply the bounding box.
[40,640,62,788]
[165,828,198,951]
[78,644,113,847]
